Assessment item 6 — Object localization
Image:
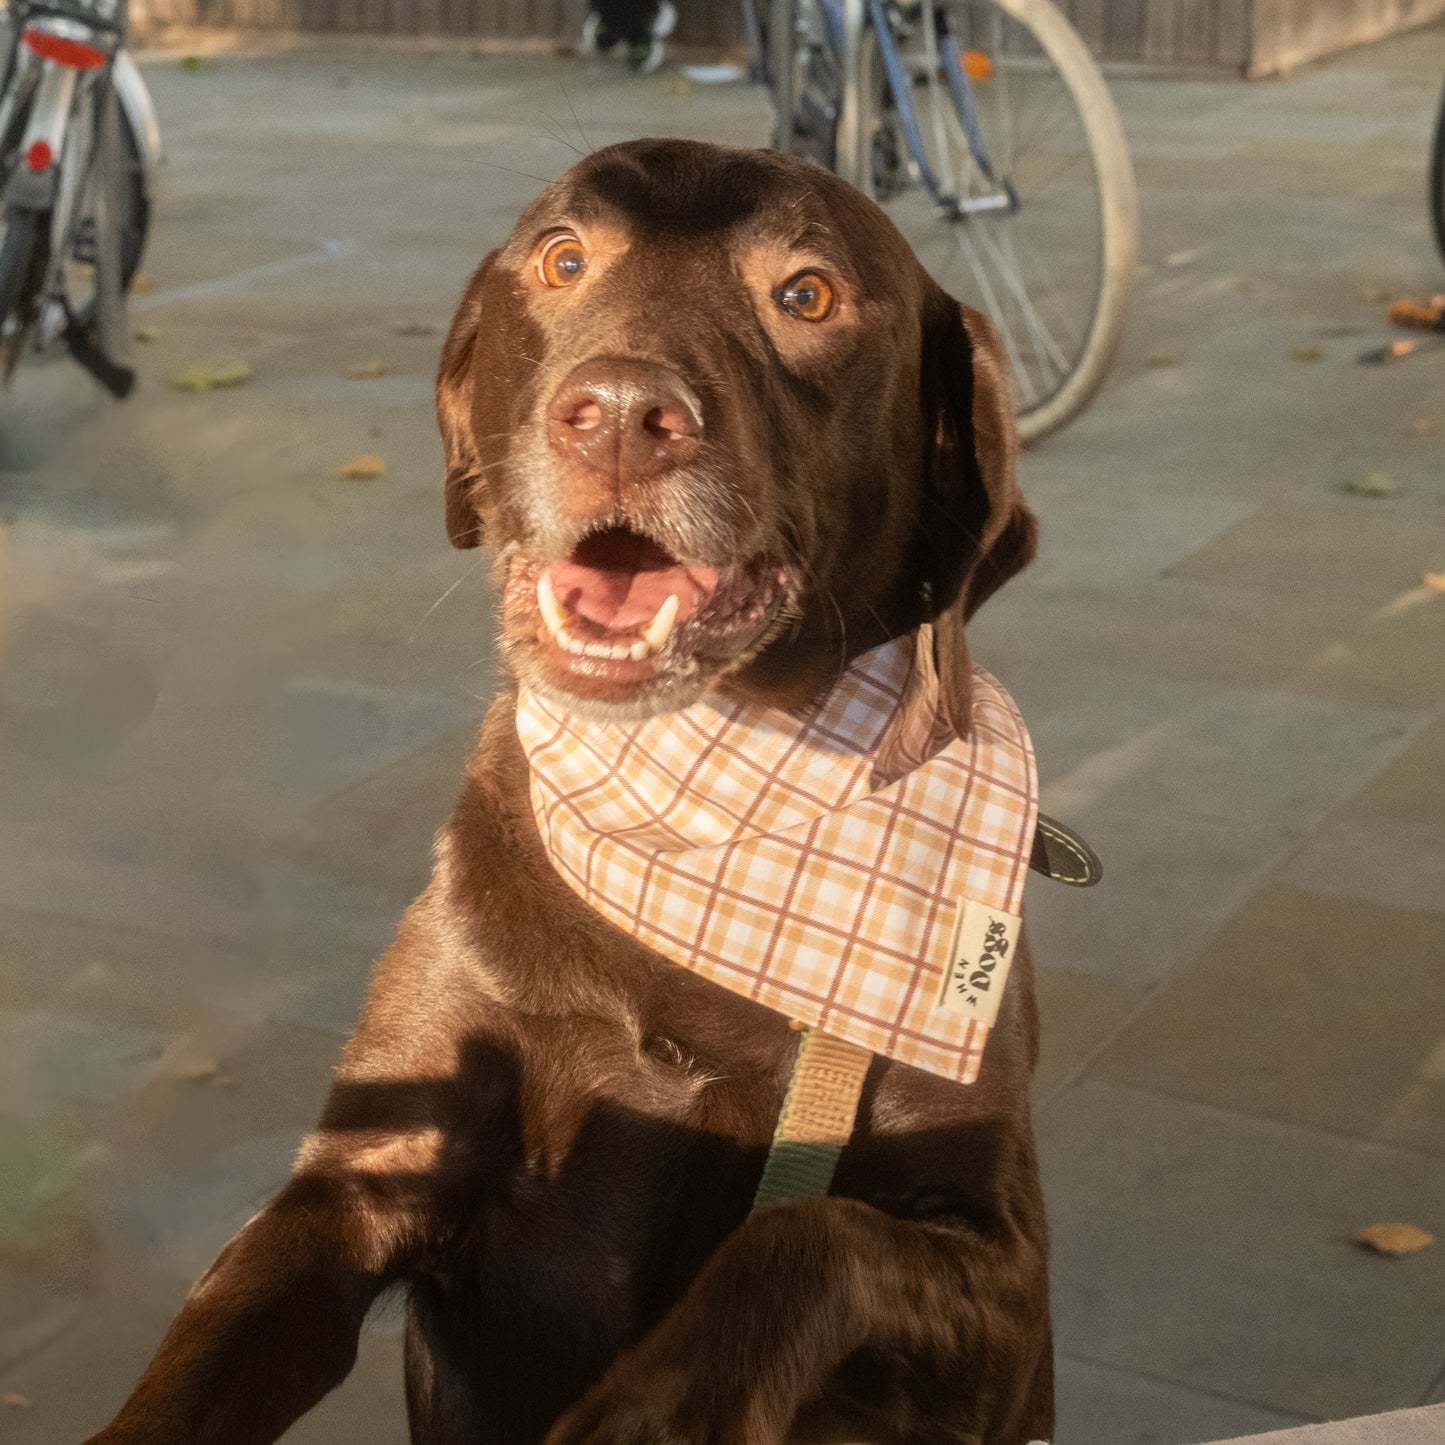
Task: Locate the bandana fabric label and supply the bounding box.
[936,901,1023,1030]
[516,628,1039,1085]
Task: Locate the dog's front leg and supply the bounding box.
[82,990,493,1445]
[82,1171,387,1445]
[545,1196,1046,1445]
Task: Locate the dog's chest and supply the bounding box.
[460,1026,773,1337]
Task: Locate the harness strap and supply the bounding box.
[751,1026,873,1210]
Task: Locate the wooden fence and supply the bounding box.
[141,0,1445,74]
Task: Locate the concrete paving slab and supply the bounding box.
[1019,806,1284,984]
[1054,1353,1308,1445]
[1032,965,1143,1107]
[1167,508,1445,614]
[969,572,1389,711]
[1280,719,1445,918]
[1039,1082,1445,1420]
[1285,596,1445,716]
[1017,489,1259,592]
[1210,1404,1445,1445]
[1012,674,1425,987]
[1,1011,170,1115]
[102,1128,301,1283]
[1088,884,1445,1155]
[0,1260,225,1443]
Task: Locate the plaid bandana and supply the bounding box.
[516,627,1039,1084]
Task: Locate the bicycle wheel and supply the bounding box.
[0,206,43,330]
[852,0,1137,443]
[1430,77,1445,267]
[57,82,150,332]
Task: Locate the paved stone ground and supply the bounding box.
[1,24,1443,1445]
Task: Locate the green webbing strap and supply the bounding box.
[751,1026,874,1211]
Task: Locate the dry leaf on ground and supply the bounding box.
[344,360,388,379]
[170,362,252,393]
[1147,351,1182,369]
[1408,417,1437,434]
[1350,1223,1434,1257]
[1344,471,1401,498]
[338,454,386,480]
[392,321,437,337]
[1291,344,1323,362]
[175,1057,222,1083]
[1424,572,1445,593]
[4,1393,33,1409]
[130,272,157,295]
[134,325,160,344]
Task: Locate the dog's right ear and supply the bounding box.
[437,252,497,550]
[916,287,1038,736]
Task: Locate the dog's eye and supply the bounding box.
[537,234,588,288]
[778,271,835,322]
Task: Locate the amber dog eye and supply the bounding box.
[537,234,588,288]
[778,271,835,322]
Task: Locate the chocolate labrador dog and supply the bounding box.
[87,139,1049,1445]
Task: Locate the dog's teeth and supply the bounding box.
[557,627,586,655]
[629,639,649,661]
[641,594,680,651]
[536,571,569,638]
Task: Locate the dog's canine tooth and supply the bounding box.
[641,594,680,651]
[537,571,569,638]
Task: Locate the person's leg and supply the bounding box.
[593,0,658,44]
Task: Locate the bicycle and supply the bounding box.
[0,0,160,396]
[746,0,1138,443]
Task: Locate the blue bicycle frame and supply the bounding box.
[748,0,1003,214]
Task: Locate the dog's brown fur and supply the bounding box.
[87,139,1049,1445]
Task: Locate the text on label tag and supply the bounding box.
[935,900,1022,1029]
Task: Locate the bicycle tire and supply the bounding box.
[67,98,150,332]
[0,206,43,332]
[1430,78,1445,267]
[852,0,1138,444]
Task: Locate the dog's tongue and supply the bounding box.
[547,530,718,632]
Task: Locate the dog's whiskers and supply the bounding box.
[410,558,483,640]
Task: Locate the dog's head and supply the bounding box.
[438,138,1035,725]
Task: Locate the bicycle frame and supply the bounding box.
[753,0,1008,210]
[2,0,156,211]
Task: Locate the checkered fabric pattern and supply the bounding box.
[516,626,1039,1084]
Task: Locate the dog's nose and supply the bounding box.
[547,358,702,480]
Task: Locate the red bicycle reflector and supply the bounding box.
[23,28,108,69]
[26,139,54,172]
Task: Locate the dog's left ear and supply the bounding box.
[916,288,1038,735]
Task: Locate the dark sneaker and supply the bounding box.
[626,2,674,73]
[580,11,618,54]
[626,37,662,73]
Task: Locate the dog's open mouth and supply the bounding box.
[509,525,789,707]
